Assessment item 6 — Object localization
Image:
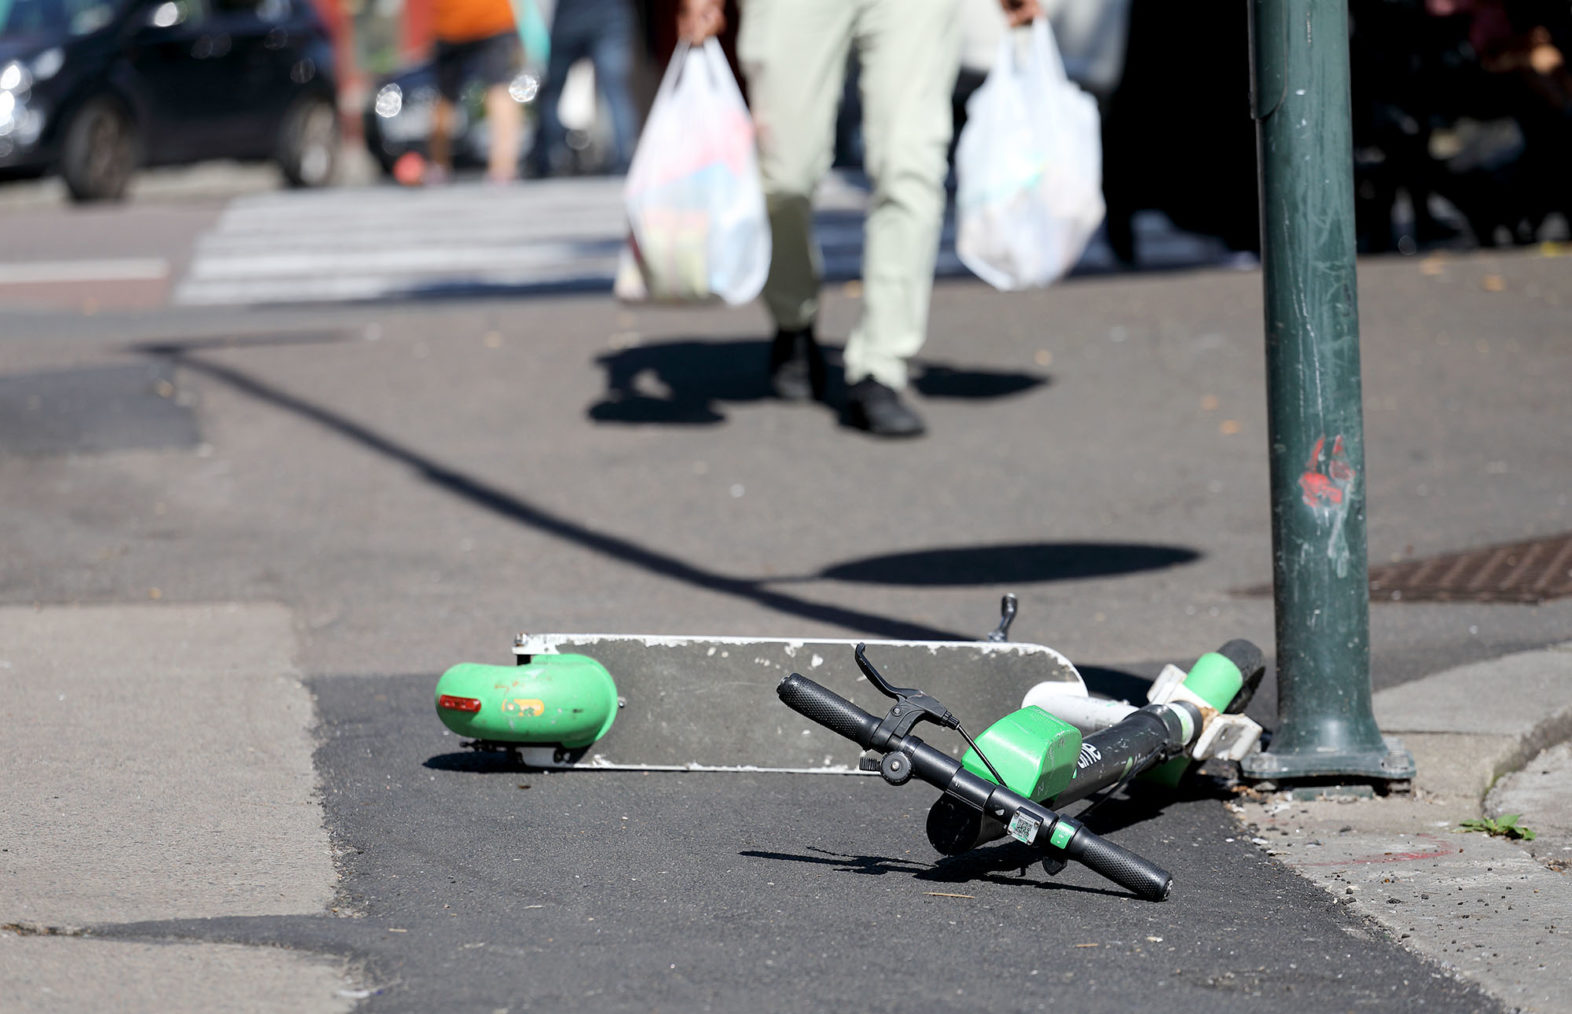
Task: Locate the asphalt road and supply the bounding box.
[4,182,1568,1011]
[90,671,1495,1014]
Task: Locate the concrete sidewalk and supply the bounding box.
[1233,643,1572,1013]
[0,604,356,1013]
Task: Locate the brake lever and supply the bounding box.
[854,641,923,700]
[855,642,960,742]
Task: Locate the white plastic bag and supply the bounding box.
[955,18,1105,290]
[617,40,770,305]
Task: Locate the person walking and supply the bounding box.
[429,0,525,183]
[529,0,641,177]
[678,0,1040,437]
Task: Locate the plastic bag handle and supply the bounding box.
[651,37,733,108]
[699,37,734,88]
[650,40,694,111]
[997,16,1070,84]
[1032,17,1070,83]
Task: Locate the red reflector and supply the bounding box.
[438,694,482,713]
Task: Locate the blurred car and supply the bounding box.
[0,0,339,201]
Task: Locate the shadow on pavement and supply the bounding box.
[423,751,534,773]
[135,329,357,356]
[133,338,1194,642]
[135,340,965,640]
[1065,777,1235,839]
[924,845,1139,899]
[741,845,1136,898]
[589,338,779,424]
[588,338,1048,425]
[1076,664,1158,704]
[739,847,932,877]
[814,543,1199,586]
[911,363,1046,400]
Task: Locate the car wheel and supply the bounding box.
[278,97,339,188]
[61,97,137,203]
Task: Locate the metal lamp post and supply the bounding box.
[1241,0,1415,786]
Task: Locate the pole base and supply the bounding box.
[1240,735,1415,785]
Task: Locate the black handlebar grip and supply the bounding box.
[777,673,882,750]
[1059,824,1174,901]
[1216,638,1267,714]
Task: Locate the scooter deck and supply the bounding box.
[460,634,1085,772]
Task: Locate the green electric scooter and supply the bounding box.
[777,637,1266,900]
[433,598,1267,897]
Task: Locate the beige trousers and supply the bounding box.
[738,0,962,390]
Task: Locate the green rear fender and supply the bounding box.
[435,654,618,748]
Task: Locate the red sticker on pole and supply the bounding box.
[1297,435,1358,576]
[1299,436,1356,509]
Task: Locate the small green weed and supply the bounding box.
[1458,813,1537,841]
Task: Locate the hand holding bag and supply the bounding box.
[617,40,771,304]
[955,17,1105,290]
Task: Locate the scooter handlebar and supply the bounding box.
[777,673,881,749]
[1056,819,1174,901]
[778,672,1174,901]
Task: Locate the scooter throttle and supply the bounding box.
[777,673,881,750]
[1054,818,1173,901]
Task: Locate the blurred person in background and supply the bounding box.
[1426,0,1571,241]
[528,0,639,177]
[429,0,523,182]
[1351,0,1571,248]
[677,0,1042,438]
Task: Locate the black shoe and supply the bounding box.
[843,378,925,437]
[769,327,828,402]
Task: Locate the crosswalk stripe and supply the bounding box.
[0,258,170,285]
[173,173,970,307]
[170,171,1240,307]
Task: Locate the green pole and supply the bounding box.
[1239,0,1413,786]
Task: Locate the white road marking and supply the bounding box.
[172,175,964,306]
[0,257,170,284]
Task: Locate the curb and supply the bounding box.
[1373,642,1572,804]
[1230,643,1572,1013]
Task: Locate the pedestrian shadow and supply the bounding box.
[809,542,1199,586]
[588,338,781,424]
[586,338,1048,425]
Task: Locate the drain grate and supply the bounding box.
[1368,532,1572,604]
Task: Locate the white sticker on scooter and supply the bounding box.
[1007,811,1042,845]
